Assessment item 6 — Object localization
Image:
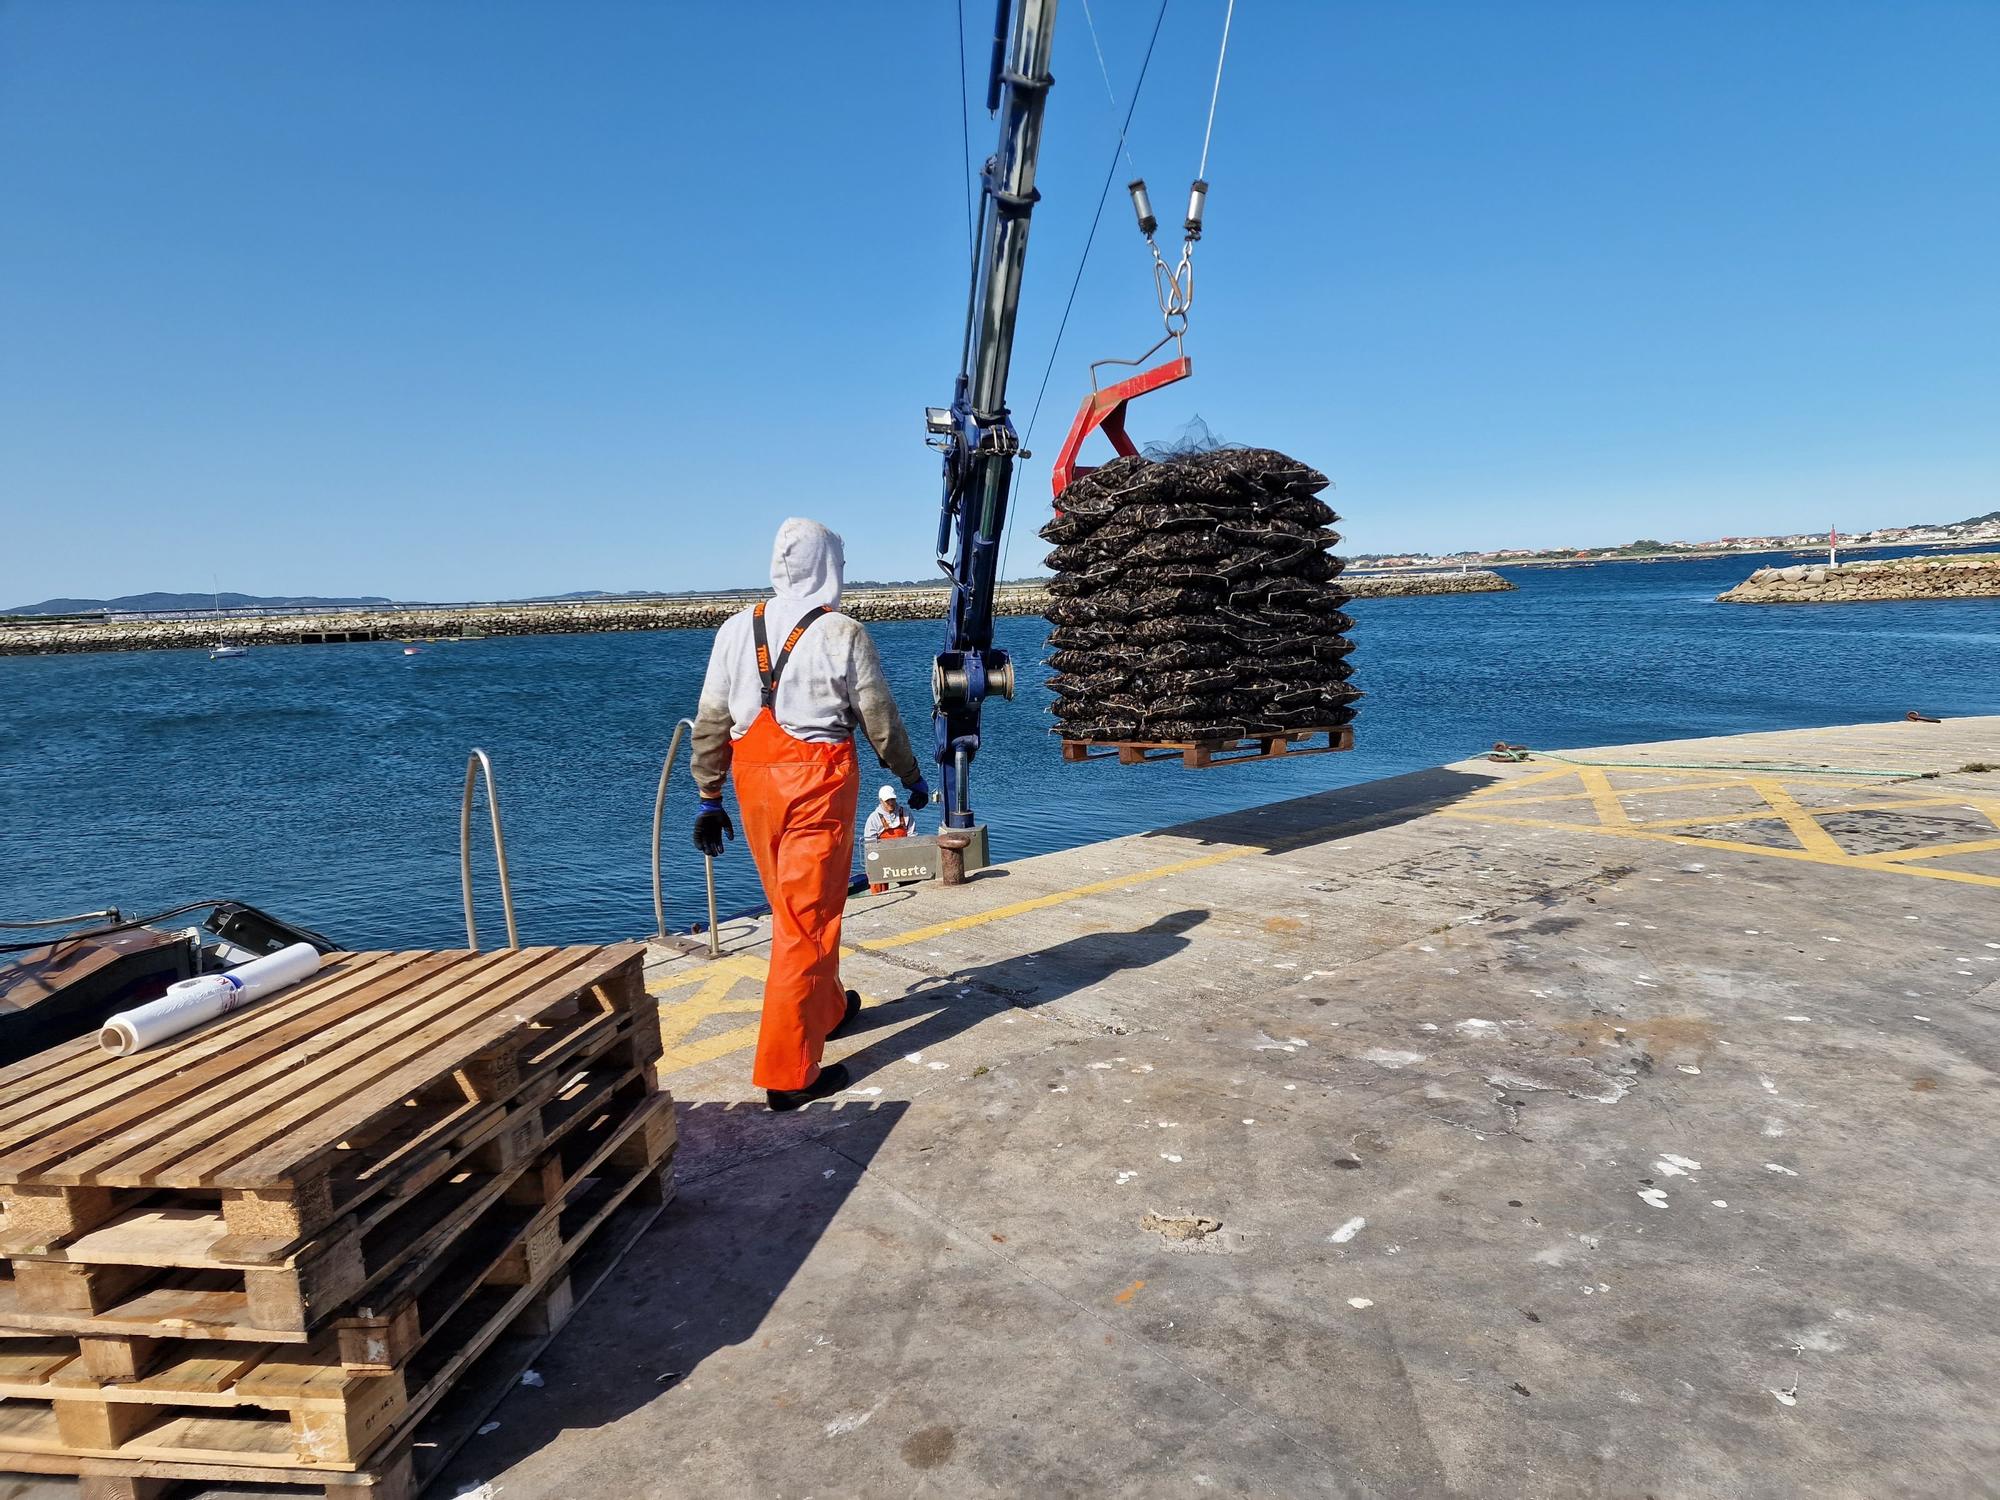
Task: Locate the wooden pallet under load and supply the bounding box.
[0,945,677,1499]
[1061,724,1355,768]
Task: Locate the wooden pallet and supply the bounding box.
[0,1086,674,1491]
[1061,723,1355,768]
[19,1180,667,1499]
[0,946,649,1257]
[0,1060,664,1347]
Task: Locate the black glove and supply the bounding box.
[907,777,931,812]
[692,798,735,858]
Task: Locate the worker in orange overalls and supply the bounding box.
[689,519,929,1110]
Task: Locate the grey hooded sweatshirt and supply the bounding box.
[690,518,923,799]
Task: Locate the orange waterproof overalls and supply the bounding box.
[734,602,860,1093]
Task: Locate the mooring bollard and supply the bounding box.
[936,829,973,887]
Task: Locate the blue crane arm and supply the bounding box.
[929,0,1059,832]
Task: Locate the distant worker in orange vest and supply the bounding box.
[864,784,916,893]
[689,518,930,1110]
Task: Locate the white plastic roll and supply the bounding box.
[99,942,322,1056]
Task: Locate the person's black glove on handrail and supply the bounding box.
[693,798,735,858]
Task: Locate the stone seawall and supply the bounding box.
[0,588,1018,657]
[1718,554,2000,605]
[1343,569,1513,599]
[0,569,1515,657]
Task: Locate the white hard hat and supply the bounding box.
[878,784,898,803]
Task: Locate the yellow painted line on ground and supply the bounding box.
[660,1020,767,1072]
[850,792,1479,956]
[1463,764,1581,798]
[1629,794,1983,831]
[853,844,1254,953]
[1464,768,1916,812]
[1860,835,2000,865]
[1577,766,1632,828]
[1441,808,2000,890]
[648,951,769,993]
[648,949,923,1076]
[1747,779,1849,859]
[1466,776,1759,811]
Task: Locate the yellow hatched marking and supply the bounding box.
[650,955,770,1071]
[662,1019,767,1072]
[1468,766,1917,808]
[1861,835,2000,865]
[1576,766,1632,828]
[1467,774,1765,811]
[1442,808,2000,890]
[648,951,918,1075]
[648,953,769,995]
[1463,764,1581,798]
[1631,794,1987,831]
[1747,780,1848,859]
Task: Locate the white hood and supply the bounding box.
[769,518,845,607]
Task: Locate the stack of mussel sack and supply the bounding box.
[1041,446,1358,745]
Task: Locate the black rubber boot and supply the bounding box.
[766,1061,851,1113]
[828,989,863,1040]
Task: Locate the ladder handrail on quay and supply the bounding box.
[459,748,520,951]
[654,718,722,959]
[457,733,722,957]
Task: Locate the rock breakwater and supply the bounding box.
[1718,554,2000,605]
[1343,570,1513,598]
[0,570,1516,657]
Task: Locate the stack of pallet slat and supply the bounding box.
[0,944,673,1500]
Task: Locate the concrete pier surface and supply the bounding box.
[441,717,2000,1500]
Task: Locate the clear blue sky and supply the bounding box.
[3,1,1995,605]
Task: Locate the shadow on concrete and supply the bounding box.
[834,910,1207,1089]
[1138,764,1498,853]
[428,1099,908,1496]
[430,907,1188,1493]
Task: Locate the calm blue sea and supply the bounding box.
[4,549,1997,951]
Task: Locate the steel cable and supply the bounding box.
[1001,0,1172,582]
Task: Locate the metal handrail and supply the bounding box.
[0,908,122,929]
[653,718,720,958]
[460,748,519,950]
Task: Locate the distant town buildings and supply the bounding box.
[1354,509,2000,569]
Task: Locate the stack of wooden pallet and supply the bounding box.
[0,944,672,1499]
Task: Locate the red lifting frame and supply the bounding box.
[1049,354,1193,498]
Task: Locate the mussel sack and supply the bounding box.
[1040,442,1358,745]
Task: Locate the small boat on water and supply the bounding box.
[403,645,422,656]
[206,581,247,659]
